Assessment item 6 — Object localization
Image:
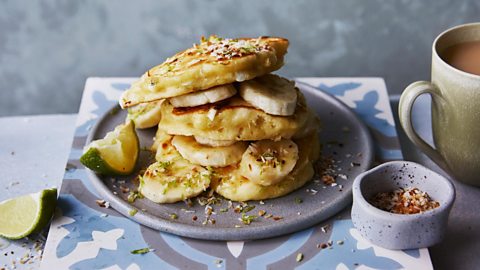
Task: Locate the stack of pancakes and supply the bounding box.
[120,36,320,203]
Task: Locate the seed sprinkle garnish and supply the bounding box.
[95,199,110,208]
[130,247,152,254]
[129,209,138,216]
[240,213,257,225]
[296,253,304,262]
[119,184,130,193]
[242,205,255,213]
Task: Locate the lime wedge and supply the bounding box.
[0,188,57,239]
[81,121,139,175]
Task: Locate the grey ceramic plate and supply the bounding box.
[85,82,374,240]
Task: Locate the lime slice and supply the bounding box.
[0,188,57,239]
[81,121,139,175]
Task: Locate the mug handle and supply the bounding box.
[399,81,450,171]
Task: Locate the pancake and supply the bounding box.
[148,129,320,202]
[158,90,311,141]
[292,107,321,139]
[120,36,289,108]
[126,100,163,129]
[213,131,321,201]
[141,129,211,203]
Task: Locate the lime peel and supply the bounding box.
[80,121,139,176]
[0,188,57,240]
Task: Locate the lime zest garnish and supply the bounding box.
[130,247,152,254]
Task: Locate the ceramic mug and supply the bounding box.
[399,22,480,186]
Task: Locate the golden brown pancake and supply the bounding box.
[120,36,289,108]
[157,90,312,141]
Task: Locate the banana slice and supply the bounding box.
[140,158,211,203]
[194,136,236,147]
[213,132,320,201]
[239,139,299,186]
[172,135,248,167]
[126,100,163,129]
[169,84,236,107]
[239,74,297,116]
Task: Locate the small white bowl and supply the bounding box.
[351,161,455,250]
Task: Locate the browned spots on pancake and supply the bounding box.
[216,164,237,175]
[171,96,256,116]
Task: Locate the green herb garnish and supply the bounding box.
[158,161,171,169]
[241,213,257,225]
[154,161,172,174]
[131,247,151,254]
[129,209,138,216]
[128,190,144,203]
[242,205,256,213]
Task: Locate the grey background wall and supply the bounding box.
[0,0,479,116]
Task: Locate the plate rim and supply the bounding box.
[84,81,375,240]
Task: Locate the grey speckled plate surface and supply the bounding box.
[85,82,374,241]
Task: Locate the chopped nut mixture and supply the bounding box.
[321,175,336,185]
[95,199,110,208]
[369,187,440,214]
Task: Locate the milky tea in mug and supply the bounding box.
[399,23,480,186]
[441,41,480,76]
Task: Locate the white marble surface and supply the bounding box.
[0,114,75,269]
[0,114,75,202]
[1,97,479,269]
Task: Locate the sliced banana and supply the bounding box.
[239,139,299,186]
[194,135,236,147]
[126,100,163,129]
[239,74,297,116]
[172,135,248,167]
[140,158,211,203]
[169,84,236,107]
[213,132,320,201]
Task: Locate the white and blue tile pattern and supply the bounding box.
[40,78,432,269]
